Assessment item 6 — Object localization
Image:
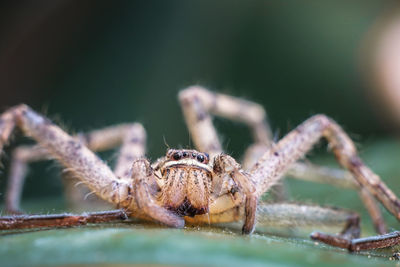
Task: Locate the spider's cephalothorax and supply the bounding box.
[155,149,212,217]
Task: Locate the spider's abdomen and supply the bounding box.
[160,165,212,217]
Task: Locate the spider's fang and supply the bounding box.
[166,197,208,217]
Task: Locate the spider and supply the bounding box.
[1,86,400,252]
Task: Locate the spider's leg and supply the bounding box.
[212,153,257,234]
[257,203,360,238]
[179,87,223,156]
[251,115,400,231]
[179,86,272,155]
[286,162,357,189]
[286,163,386,234]
[242,144,289,202]
[358,188,386,234]
[4,123,142,213]
[113,123,146,179]
[5,145,46,213]
[311,231,400,251]
[64,123,147,211]
[0,209,129,230]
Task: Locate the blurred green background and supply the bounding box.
[0,0,400,221]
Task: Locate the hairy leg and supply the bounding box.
[5,123,142,213]
[113,123,146,178]
[63,123,147,211]
[179,86,271,157]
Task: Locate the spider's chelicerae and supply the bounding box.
[1,86,400,252]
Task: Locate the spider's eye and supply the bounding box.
[173,152,182,160]
[196,154,205,163]
[182,151,188,157]
[204,153,209,160]
[192,152,197,158]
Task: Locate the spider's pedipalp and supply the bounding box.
[131,158,185,228]
[212,153,257,234]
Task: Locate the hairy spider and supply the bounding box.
[1,86,400,252]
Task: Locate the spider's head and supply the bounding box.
[157,149,212,217]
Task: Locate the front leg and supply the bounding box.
[213,154,257,234]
